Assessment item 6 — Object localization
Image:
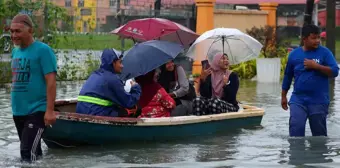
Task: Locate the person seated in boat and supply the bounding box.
[158,60,195,116]
[135,70,176,118]
[193,53,240,115]
[76,48,141,117]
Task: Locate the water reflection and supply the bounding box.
[256,82,282,96]
[329,79,336,116]
[194,131,241,162]
[1,76,340,167]
[287,137,333,167]
[256,82,282,106]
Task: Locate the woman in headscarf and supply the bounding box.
[193,53,240,115]
[158,60,194,116]
[135,70,176,118]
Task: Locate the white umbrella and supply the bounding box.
[186,28,263,65]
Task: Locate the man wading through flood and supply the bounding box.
[10,14,57,162]
[281,24,339,137]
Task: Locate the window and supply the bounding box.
[109,0,115,7]
[124,0,129,5]
[80,8,92,16]
[78,0,84,7]
[65,0,71,7]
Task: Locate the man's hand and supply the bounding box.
[304,58,319,70]
[44,110,56,126]
[281,96,288,111]
[200,68,212,81]
[130,80,138,87]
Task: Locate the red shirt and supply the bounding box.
[138,88,176,118]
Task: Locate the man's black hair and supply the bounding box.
[301,24,320,38]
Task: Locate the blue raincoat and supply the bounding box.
[76,49,141,117]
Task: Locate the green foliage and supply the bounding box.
[192,73,200,78]
[246,26,291,58]
[0,0,104,83]
[230,47,289,79]
[280,52,289,78]
[0,62,11,85]
[230,59,257,79]
[84,54,100,79]
[56,50,81,81]
[223,26,293,79]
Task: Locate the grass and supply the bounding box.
[55,35,340,58]
[53,34,134,50]
[52,35,340,56]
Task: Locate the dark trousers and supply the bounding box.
[289,103,328,137]
[13,112,46,162]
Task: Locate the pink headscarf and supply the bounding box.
[210,53,231,98]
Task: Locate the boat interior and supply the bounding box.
[55,98,260,114]
[53,98,265,125]
[55,99,78,113]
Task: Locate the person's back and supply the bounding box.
[76,49,141,117]
[136,70,176,118]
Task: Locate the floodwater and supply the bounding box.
[1,78,340,168]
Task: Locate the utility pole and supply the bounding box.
[154,0,161,17]
[120,9,125,50]
[96,0,99,32]
[116,0,120,13]
[326,0,336,57]
[44,0,48,42]
[300,0,315,46]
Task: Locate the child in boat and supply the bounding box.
[135,70,176,118]
[193,53,240,115]
[76,49,141,117]
[158,60,194,116]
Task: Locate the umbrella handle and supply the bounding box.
[120,50,125,59]
[222,35,225,55]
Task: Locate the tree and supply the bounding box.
[0,0,70,49]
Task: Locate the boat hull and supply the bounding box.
[42,115,262,148]
[42,99,265,149]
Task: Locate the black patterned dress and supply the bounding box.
[193,72,240,115]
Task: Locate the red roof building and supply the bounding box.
[318,7,340,27]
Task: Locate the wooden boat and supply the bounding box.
[42,98,265,149]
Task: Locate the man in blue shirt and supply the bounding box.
[281,24,339,137]
[10,14,57,162]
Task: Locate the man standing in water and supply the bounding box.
[10,14,57,162]
[281,24,339,137]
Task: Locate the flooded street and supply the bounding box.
[1,78,340,168]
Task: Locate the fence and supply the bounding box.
[52,0,196,33]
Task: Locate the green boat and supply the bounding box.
[42,99,265,149]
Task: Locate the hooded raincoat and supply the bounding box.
[76,49,141,117]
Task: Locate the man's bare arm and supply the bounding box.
[281,89,288,98]
[45,72,56,113]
